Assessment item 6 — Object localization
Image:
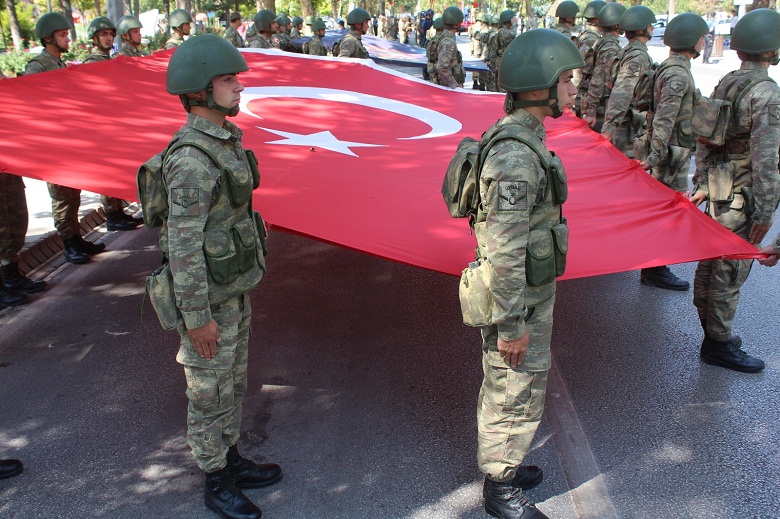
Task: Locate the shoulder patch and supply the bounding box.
[768,103,780,125]
[669,78,686,96]
[498,181,528,211]
[626,61,642,76]
[170,188,201,217]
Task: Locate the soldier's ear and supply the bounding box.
[185,91,206,101]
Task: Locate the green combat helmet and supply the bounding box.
[275,15,291,27]
[433,16,444,30]
[731,8,780,60]
[663,12,708,50]
[620,5,656,32]
[304,15,315,25]
[442,7,464,26]
[555,1,580,19]
[346,8,371,25]
[169,9,193,29]
[499,10,515,24]
[167,34,248,116]
[118,15,143,36]
[312,19,327,32]
[582,1,607,20]
[292,16,303,26]
[498,28,585,118]
[254,10,277,32]
[478,13,489,23]
[35,12,71,40]
[597,3,626,28]
[491,14,500,25]
[87,16,116,39]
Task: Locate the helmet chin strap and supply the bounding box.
[757,50,780,65]
[505,82,564,118]
[179,86,239,117]
[93,37,112,53]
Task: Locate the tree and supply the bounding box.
[748,0,776,9]
[3,0,22,48]
[59,0,77,40]
[299,0,312,18]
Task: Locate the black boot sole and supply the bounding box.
[205,500,262,519]
[0,465,23,480]
[235,472,282,489]
[700,354,765,373]
[640,277,690,291]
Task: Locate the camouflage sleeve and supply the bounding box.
[747,83,780,225]
[479,140,546,341]
[309,38,327,56]
[164,146,220,330]
[270,34,283,49]
[646,68,686,168]
[436,37,458,88]
[602,53,641,137]
[692,86,720,196]
[24,60,45,75]
[164,41,178,50]
[338,37,357,57]
[585,44,618,118]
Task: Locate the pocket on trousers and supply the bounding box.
[486,350,547,419]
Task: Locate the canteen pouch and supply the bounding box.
[708,161,736,203]
[692,95,732,146]
[204,218,260,284]
[145,263,179,331]
[526,229,555,287]
[548,155,568,205]
[459,259,493,327]
[223,158,253,208]
[551,222,569,278]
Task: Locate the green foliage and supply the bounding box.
[0,1,37,50]
[0,49,32,76]
[62,39,93,61]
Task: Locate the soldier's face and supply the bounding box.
[52,29,70,51]
[212,74,244,111]
[96,29,115,50]
[694,36,705,54]
[270,21,278,32]
[180,22,191,35]
[360,20,369,33]
[128,28,142,44]
[555,70,577,111]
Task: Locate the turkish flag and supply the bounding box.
[0,49,759,279]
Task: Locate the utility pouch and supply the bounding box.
[526,229,555,287]
[245,149,260,189]
[741,186,755,217]
[692,95,732,146]
[459,259,493,327]
[708,161,736,203]
[253,210,269,257]
[548,155,568,205]
[633,131,651,164]
[145,263,179,331]
[551,222,569,278]
[204,218,259,285]
[223,159,253,208]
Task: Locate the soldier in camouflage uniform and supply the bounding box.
[337,8,371,59]
[247,10,276,49]
[582,3,625,132]
[224,12,244,48]
[471,13,486,90]
[480,15,498,92]
[163,35,281,518]
[115,15,149,57]
[435,7,466,89]
[601,5,656,158]
[469,28,582,519]
[273,15,296,51]
[305,18,328,56]
[493,10,516,93]
[425,16,445,83]
[574,1,605,116]
[689,9,780,374]
[553,0,579,40]
[290,15,303,39]
[165,9,193,50]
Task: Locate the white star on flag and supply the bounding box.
[258,127,383,157]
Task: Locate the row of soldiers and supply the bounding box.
[466,11,517,91]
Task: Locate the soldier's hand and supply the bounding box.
[689,192,707,206]
[749,223,771,246]
[638,160,651,171]
[600,132,612,143]
[583,115,596,128]
[758,245,780,266]
[498,331,530,368]
[188,320,220,360]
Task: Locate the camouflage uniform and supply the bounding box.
[692,62,780,343]
[471,23,484,87]
[272,31,294,52]
[0,174,28,266]
[425,30,443,83]
[164,32,185,50]
[474,109,565,482]
[601,39,653,157]
[25,50,82,241]
[306,34,328,56]
[574,24,600,115]
[436,31,465,88]
[162,113,266,472]
[480,28,497,91]
[116,42,149,57]
[224,25,244,48]
[247,33,273,49]
[290,27,301,39]
[553,23,573,39]
[337,30,370,59]
[494,27,516,88]
[583,33,621,132]
[82,50,111,63]
[644,53,696,192]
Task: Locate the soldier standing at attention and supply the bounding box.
[494,10,517,92]
[582,2,626,132]
[635,13,709,291]
[553,0,579,40]
[470,28,581,519]
[337,8,371,58]
[290,16,304,39]
[574,0,605,117]
[115,15,149,57]
[25,13,103,265]
[425,16,445,83]
[164,35,280,518]
[247,10,276,49]
[471,13,486,90]
[435,7,466,89]
[305,19,328,56]
[689,9,780,373]
[480,14,498,91]
[601,5,656,157]
[224,12,244,48]
[273,15,293,51]
[165,9,193,50]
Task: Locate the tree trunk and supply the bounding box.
[331,0,338,20]
[257,0,275,12]
[378,0,385,16]
[58,0,76,41]
[748,0,775,10]
[3,0,22,49]
[133,0,139,16]
[93,0,100,16]
[299,0,313,18]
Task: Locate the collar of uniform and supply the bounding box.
[507,109,546,140]
[627,39,647,51]
[348,29,362,40]
[186,113,243,142]
[740,61,770,74]
[41,48,65,67]
[667,52,691,68]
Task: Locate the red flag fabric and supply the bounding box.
[0,49,759,279]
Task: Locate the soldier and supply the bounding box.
[272,15,294,51]
[480,14,498,92]
[165,9,193,50]
[290,15,304,39]
[337,8,371,59]
[601,5,656,158]
[574,0,605,117]
[493,10,517,91]
[305,18,328,56]
[471,13,486,90]
[224,12,244,48]
[115,15,149,57]
[553,0,579,40]
[26,13,103,265]
[434,7,466,89]
[466,28,581,519]
[689,9,780,373]
[426,16,445,83]
[582,2,626,132]
[469,11,484,57]
[303,15,315,37]
[399,15,409,45]
[163,35,280,518]
[247,10,276,49]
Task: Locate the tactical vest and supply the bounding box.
[649,56,697,149]
[610,42,655,111]
[82,52,111,64]
[26,50,65,73]
[336,33,370,59]
[248,33,273,49]
[592,36,621,102]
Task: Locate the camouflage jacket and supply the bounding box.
[224,26,244,48]
[116,43,149,57]
[553,23,573,39]
[248,33,273,49]
[480,28,496,61]
[602,39,653,137]
[164,32,184,50]
[693,62,780,226]
[272,31,295,52]
[583,33,621,117]
[435,31,464,88]
[576,25,600,77]
[471,24,484,58]
[495,27,516,71]
[161,113,265,329]
[82,51,111,64]
[306,34,328,56]
[291,28,301,39]
[475,109,563,341]
[24,48,65,75]
[645,53,696,171]
[338,31,370,59]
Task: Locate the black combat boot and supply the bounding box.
[227,445,282,489]
[483,478,549,519]
[73,235,105,255]
[0,284,27,308]
[62,238,89,264]
[1,263,47,294]
[0,459,23,479]
[121,211,144,226]
[204,467,263,519]
[511,466,543,491]
[106,211,139,232]
[700,319,741,349]
[640,266,690,291]
[700,337,764,373]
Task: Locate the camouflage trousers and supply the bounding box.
[483,68,498,92]
[177,293,252,473]
[607,110,645,158]
[101,195,124,214]
[694,198,752,342]
[0,173,28,266]
[47,183,81,239]
[477,292,555,482]
[650,145,691,193]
